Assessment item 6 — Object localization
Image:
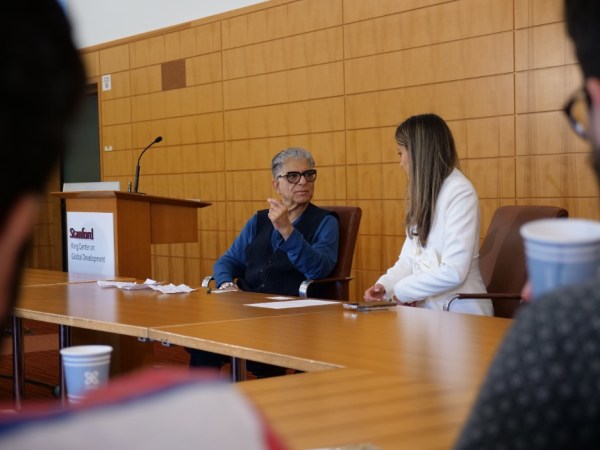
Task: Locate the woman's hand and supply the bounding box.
[364,283,386,301]
[521,280,532,302]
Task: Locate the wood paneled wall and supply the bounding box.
[30,0,599,300]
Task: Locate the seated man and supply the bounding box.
[189,147,339,378]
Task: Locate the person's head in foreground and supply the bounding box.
[564,0,600,175]
[0,0,85,327]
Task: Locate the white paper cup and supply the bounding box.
[520,218,600,299]
[60,345,112,404]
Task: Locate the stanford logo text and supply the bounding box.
[69,227,94,240]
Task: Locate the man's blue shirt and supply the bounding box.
[213,212,338,289]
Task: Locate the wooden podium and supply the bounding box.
[51,191,211,374]
[52,191,210,279]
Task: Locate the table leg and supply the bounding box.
[59,325,71,406]
[12,316,24,410]
[231,357,247,382]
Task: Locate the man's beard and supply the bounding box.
[1,241,30,332]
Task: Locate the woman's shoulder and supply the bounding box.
[441,168,476,194]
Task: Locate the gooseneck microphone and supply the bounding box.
[132,136,162,193]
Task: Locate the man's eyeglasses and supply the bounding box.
[276,169,317,184]
[563,86,591,140]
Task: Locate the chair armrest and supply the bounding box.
[299,277,353,298]
[443,292,523,311]
[201,276,214,289]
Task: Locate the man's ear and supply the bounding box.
[587,78,600,106]
[272,179,280,194]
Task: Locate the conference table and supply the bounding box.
[12,272,341,403]
[149,305,511,388]
[12,269,513,448]
[238,368,479,449]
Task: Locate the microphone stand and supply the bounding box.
[131,137,162,193]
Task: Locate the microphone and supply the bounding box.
[132,136,162,193]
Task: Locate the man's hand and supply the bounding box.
[267,198,293,240]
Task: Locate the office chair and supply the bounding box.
[298,205,362,300]
[444,205,569,318]
[202,205,362,301]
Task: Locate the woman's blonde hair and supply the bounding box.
[395,114,458,247]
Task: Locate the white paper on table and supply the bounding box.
[148,283,196,294]
[245,299,339,309]
[97,279,161,290]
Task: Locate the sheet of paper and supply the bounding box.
[245,299,339,309]
[97,279,160,290]
[148,283,196,294]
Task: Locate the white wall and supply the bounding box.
[64,0,268,48]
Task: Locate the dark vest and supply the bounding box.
[237,203,335,296]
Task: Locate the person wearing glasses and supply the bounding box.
[364,113,493,316]
[189,147,339,377]
[454,1,600,448]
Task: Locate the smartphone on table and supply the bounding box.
[343,300,397,311]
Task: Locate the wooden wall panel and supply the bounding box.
[101,98,131,126]
[222,28,342,80]
[224,62,344,110]
[344,0,512,59]
[515,65,581,113]
[187,53,223,86]
[343,0,444,23]
[51,0,595,300]
[345,33,513,94]
[221,0,342,49]
[515,22,577,71]
[346,75,514,129]
[81,51,100,78]
[102,124,132,151]
[514,0,564,28]
[516,112,588,155]
[130,36,166,68]
[131,66,162,95]
[99,44,130,73]
[224,97,345,140]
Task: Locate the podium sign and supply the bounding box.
[66,212,116,277]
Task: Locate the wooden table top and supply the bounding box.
[14,283,342,338]
[150,306,512,387]
[20,268,133,287]
[238,368,478,450]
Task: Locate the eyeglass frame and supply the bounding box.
[563,86,592,140]
[276,169,318,184]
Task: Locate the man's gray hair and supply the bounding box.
[271,147,315,178]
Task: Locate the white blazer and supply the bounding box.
[377,169,493,316]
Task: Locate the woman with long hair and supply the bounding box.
[364,114,493,316]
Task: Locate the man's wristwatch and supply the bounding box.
[219,281,237,289]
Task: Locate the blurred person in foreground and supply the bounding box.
[0,2,285,449]
[454,1,600,448]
